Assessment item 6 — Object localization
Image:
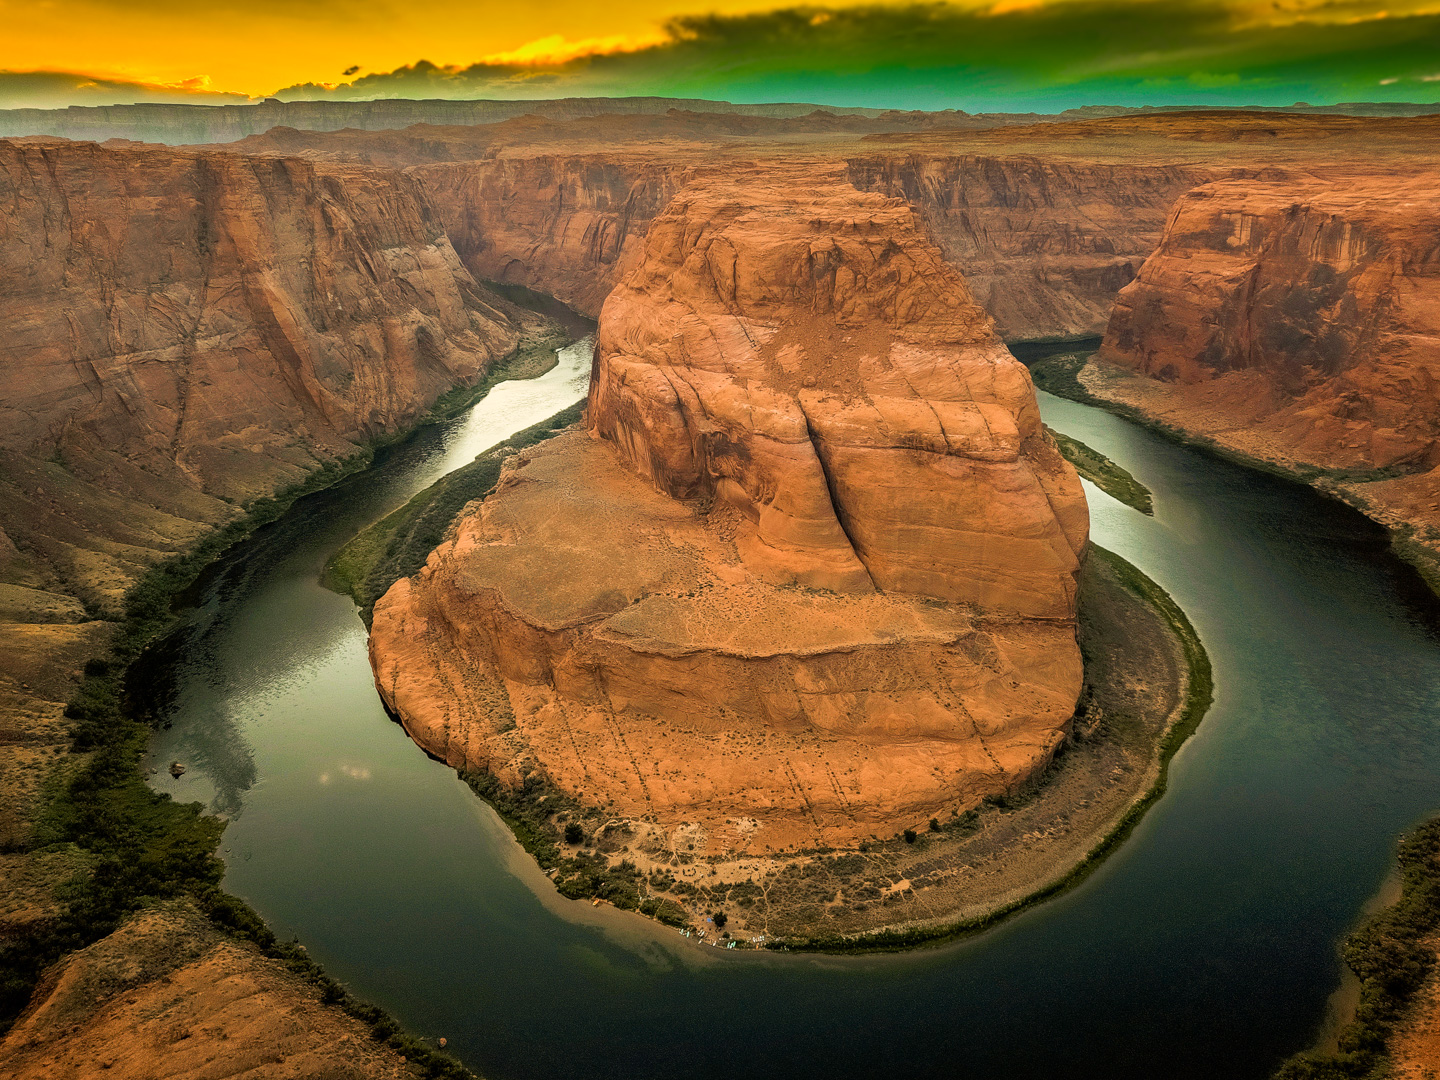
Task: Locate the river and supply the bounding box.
[142,337,1440,1080]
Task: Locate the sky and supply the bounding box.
[2,0,1439,111]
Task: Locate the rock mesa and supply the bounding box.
[370,171,1088,852]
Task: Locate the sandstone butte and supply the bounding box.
[369,170,1089,854]
[1092,167,1440,570]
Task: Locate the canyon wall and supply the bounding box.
[1089,169,1440,570]
[412,148,1213,339]
[1100,173,1440,472]
[847,155,1217,337]
[210,113,1434,343]
[411,156,693,317]
[0,137,521,615]
[0,137,523,881]
[370,171,1087,854]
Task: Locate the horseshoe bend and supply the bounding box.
[367,170,1200,938]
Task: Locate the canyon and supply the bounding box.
[0,103,1435,1075]
[0,134,527,835]
[0,135,527,1074]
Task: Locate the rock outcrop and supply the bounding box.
[0,901,414,1079]
[1090,169,1440,566]
[1100,172,1440,472]
[0,137,521,614]
[370,172,1088,853]
[1082,168,1440,593]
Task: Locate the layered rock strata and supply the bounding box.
[0,136,521,940]
[412,156,692,317]
[1092,170,1440,564]
[371,173,1088,852]
[212,111,1440,342]
[846,156,1214,337]
[417,152,1210,338]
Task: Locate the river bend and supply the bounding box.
[144,339,1440,1080]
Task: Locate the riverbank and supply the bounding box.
[356,453,1210,953]
[0,317,584,1074]
[1025,346,1440,600]
[1275,816,1440,1079]
[1027,342,1440,1078]
[326,398,584,624]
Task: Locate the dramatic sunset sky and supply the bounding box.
[3,0,1439,111]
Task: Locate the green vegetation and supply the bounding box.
[1046,425,1153,515]
[459,767,688,926]
[1275,818,1440,1080]
[770,544,1213,954]
[325,399,586,623]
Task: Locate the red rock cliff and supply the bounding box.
[847,155,1217,338]
[1099,172,1440,473]
[411,155,691,316]
[0,138,521,611]
[369,171,1087,854]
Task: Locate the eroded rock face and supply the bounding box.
[1099,172,1440,473]
[847,156,1214,338]
[413,155,692,316]
[420,152,1206,339]
[0,138,521,610]
[370,173,1088,852]
[588,172,1088,616]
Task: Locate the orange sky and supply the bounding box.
[3,0,795,97]
[4,0,1438,107]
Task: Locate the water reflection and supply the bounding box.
[143,338,593,819]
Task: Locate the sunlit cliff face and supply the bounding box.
[3,0,1439,111]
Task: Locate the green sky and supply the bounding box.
[275,1,1440,110]
[3,0,1439,111]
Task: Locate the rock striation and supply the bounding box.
[370,172,1088,852]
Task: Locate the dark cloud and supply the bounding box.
[0,70,249,110]
[274,1,1440,109]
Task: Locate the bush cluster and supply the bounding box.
[1275,818,1440,1079]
